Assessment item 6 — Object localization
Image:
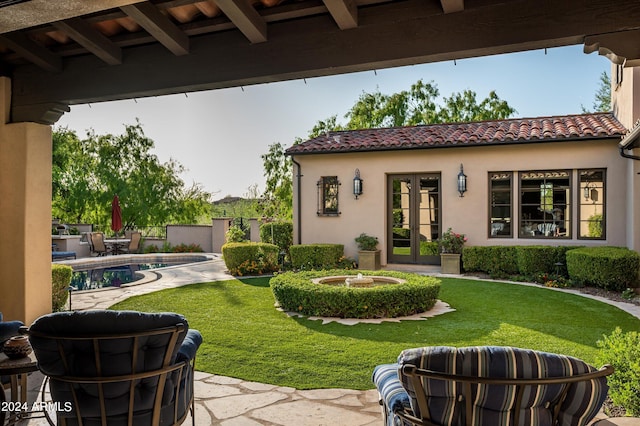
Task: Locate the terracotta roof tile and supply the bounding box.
[286,112,626,155]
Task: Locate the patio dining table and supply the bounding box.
[103,238,131,255]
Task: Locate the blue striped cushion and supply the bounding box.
[372,363,412,426]
[396,346,608,426]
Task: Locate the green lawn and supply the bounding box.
[111,277,640,390]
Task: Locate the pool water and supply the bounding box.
[71,262,180,291]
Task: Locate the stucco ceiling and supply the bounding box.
[1,0,639,124]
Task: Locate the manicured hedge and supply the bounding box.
[515,246,582,276]
[289,244,344,269]
[260,221,293,254]
[463,246,518,276]
[566,247,640,291]
[462,245,583,277]
[270,270,441,319]
[52,264,72,312]
[222,242,279,276]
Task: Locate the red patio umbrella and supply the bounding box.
[111,194,122,235]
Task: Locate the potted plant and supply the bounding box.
[355,233,381,270]
[438,228,467,274]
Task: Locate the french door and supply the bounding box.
[387,174,441,264]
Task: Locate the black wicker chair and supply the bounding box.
[28,310,202,426]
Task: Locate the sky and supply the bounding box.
[57,45,611,199]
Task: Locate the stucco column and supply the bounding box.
[248,218,261,243]
[212,217,232,253]
[0,77,52,324]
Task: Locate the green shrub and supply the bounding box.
[222,242,279,276]
[289,244,344,270]
[260,222,293,254]
[588,214,603,238]
[355,233,379,251]
[566,247,640,291]
[596,328,640,416]
[462,246,518,276]
[420,241,439,256]
[516,246,561,276]
[270,270,441,319]
[171,243,204,253]
[143,243,159,253]
[52,264,72,312]
[226,225,246,243]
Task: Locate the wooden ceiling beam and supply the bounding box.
[52,18,122,65]
[9,0,640,123]
[213,0,267,43]
[120,2,189,55]
[0,32,61,71]
[322,0,357,29]
[440,0,463,14]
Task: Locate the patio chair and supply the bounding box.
[1,312,25,425]
[122,231,142,254]
[372,346,613,426]
[89,232,110,256]
[28,310,203,426]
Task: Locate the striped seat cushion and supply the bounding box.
[372,363,412,425]
[396,346,608,426]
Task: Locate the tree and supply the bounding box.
[344,80,514,128]
[260,79,516,220]
[52,122,212,228]
[259,142,293,219]
[583,71,611,113]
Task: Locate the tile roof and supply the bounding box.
[286,112,626,155]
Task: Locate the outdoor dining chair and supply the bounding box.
[373,346,613,426]
[88,232,110,256]
[28,310,202,426]
[122,231,142,254]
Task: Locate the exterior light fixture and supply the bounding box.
[353,169,363,199]
[457,164,467,197]
[584,183,591,201]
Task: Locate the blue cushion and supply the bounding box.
[177,329,203,362]
[372,363,412,426]
[0,311,24,345]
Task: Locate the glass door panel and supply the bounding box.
[390,176,412,258]
[388,174,440,264]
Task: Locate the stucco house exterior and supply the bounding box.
[286,67,640,267]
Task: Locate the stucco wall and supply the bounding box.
[167,224,213,252]
[292,139,629,265]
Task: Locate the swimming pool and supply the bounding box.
[66,254,210,291]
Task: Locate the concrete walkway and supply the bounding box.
[19,255,640,425]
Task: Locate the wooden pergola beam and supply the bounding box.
[120,2,189,55]
[53,18,122,65]
[0,32,61,72]
[9,0,640,123]
[322,0,357,29]
[214,0,267,43]
[440,0,464,14]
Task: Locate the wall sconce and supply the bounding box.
[457,164,467,197]
[583,183,592,201]
[353,169,363,199]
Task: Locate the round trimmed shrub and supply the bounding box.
[566,246,640,291]
[270,270,441,319]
